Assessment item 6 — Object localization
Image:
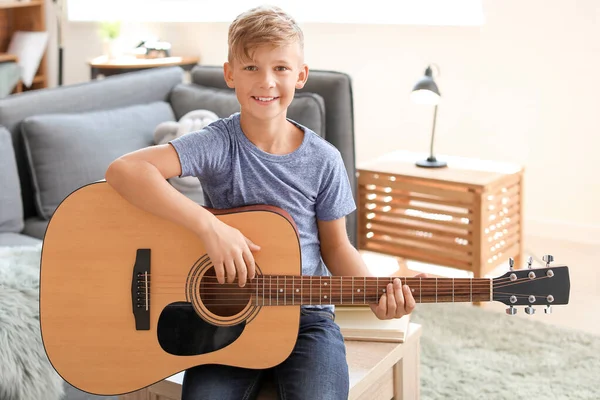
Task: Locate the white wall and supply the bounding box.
[44,0,600,243]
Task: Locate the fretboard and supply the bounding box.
[249,276,491,306]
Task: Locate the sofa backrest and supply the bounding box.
[0,66,184,220]
[189,65,357,247]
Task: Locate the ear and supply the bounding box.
[295,64,309,89]
[224,62,235,88]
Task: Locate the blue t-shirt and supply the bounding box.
[170,112,356,310]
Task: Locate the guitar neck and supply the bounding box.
[249,276,492,306]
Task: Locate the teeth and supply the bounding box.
[256,97,275,101]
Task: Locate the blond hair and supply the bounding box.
[228,5,304,63]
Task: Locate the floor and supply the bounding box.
[362,234,600,336]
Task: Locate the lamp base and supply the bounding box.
[416,156,447,168]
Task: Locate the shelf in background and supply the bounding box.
[0,1,43,9]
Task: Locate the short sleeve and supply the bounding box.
[315,152,356,221]
[169,120,230,179]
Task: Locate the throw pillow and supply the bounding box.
[21,101,175,220]
[169,83,326,137]
[0,127,24,233]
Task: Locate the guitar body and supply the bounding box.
[40,182,301,395]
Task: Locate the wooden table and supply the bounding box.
[357,150,524,279]
[88,56,200,79]
[119,323,422,400]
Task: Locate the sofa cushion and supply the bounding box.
[0,66,184,221]
[0,127,24,233]
[169,84,326,137]
[21,101,176,220]
[22,217,49,240]
[0,232,42,247]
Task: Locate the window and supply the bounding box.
[66,0,484,26]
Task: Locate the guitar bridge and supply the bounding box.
[131,249,151,330]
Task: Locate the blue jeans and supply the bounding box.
[181,307,349,400]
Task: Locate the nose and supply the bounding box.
[258,70,276,89]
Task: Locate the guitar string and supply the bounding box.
[133,277,548,294]
[139,294,537,306]
[135,277,518,289]
[136,280,511,289]
[136,276,509,285]
[138,273,520,282]
[136,277,551,303]
[138,268,557,278]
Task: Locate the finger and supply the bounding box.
[243,247,256,281]
[404,284,416,314]
[235,253,248,287]
[386,283,396,319]
[245,237,261,252]
[224,259,236,284]
[213,263,225,284]
[375,292,386,319]
[394,279,405,318]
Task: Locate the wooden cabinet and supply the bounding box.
[357,150,524,280]
[0,0,48,92]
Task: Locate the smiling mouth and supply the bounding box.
[252,96,280,103]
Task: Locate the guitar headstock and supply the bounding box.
[493,255,570,315]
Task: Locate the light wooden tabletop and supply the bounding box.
[346,323,422,398]
[358,150,523,188]
[88,56,200,69]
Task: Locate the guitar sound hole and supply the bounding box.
[200,267,252,317]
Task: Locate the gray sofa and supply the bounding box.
[0,65,357,248]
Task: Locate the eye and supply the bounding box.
[275,66,289,71]
[244,66,258,71]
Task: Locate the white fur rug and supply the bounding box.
[0,244,65,400]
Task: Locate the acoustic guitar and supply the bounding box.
[39,182,570,396]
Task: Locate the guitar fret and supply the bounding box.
[352,277,354,304]
[435,277,438,303]
[363,277,366,304]
[470,279,473,302]
[419,277,422,304]
[340,276,343,305]
[270,276,272,306]
[452,278,454,303]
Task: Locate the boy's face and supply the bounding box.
[224,42,309,123]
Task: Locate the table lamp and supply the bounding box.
[410,65,447,168]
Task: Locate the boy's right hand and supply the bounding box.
[199,217,261,287]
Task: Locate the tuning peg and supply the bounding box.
[525,305,536,315]
[545,305,552,314]
[506,306,517,315]
[542,254,554,267]
[509,257,515,271]
[527,256,533,269]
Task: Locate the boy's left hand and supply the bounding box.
[370,274,428,320]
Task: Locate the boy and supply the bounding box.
[105,5,421,399]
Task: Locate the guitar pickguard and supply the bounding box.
[157,302,245,356]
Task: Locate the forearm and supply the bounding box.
[105,159,215,237]
[322,242,373,277]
